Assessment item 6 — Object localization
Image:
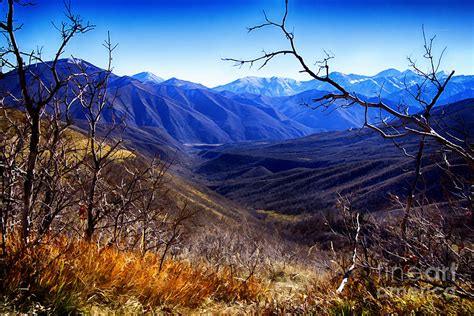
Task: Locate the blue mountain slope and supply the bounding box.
[213,70,474,131]
[195,98,474,214]
[220,89,375,132]
[1,59,318,145]
[103,69,316,144]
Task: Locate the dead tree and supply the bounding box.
[103,156,170,252]
[132,158,170,255]
[34,92,85,239]
[157,201,199,272]
[336,213,360,294]
[0,108,27,254]
[0,0,93,243]
[68,34,121,241]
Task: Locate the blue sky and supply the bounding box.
[5,0,474,86]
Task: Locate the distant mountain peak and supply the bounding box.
[58,57,97,68]
[131,71,164,84]
[161,77,208,90]
[436,70,450,78]
[65,57,79,64]
[213,76,305,97]
[374,68,402,78]
[60,57,87,64]
[212,68,473,100]
[162,77,179,83]
[400,69,417,76]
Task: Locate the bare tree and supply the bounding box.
[0,1,194,259]
[0,108,27,254]
[323,192,473,299]
[0,0,93,243]
[67,34,122,241]
[104,156,170,252]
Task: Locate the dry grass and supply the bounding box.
[1,109,472,314]
[0,236,267,313]
[0,109,135,162]
[1,235,473,314]
[256,209,303,222]
[255,269,474,315]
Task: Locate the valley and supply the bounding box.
[191,98,473,215]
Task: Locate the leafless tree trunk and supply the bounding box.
[69,34,120,241]
[158,201,198,272]
[336,212,360,293]
[0,0,93,243]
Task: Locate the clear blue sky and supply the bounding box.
[5,0,474,86]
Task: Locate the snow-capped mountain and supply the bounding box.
[131,71,164,84]
[372,68,402,78]
[214,71,418,97]
[3,60,473,148]
[213,76,317,97]
[213,70,474,110]
[160,77,208,90]
[214,70,474,102]
[132,72,209,90]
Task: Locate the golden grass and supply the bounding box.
[69,137,135,161]
[1,235,473,314]
[1,236,267,313]
[260,269,474,315]
[256,209,303,222]
[0,109,135,162]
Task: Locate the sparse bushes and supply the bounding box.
[316,194,474,313]
[3,229,470,314]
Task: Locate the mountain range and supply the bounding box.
[104,75,313,144]
[2,59,473,157]
[131,67,474,132]
[213,69,474,105]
